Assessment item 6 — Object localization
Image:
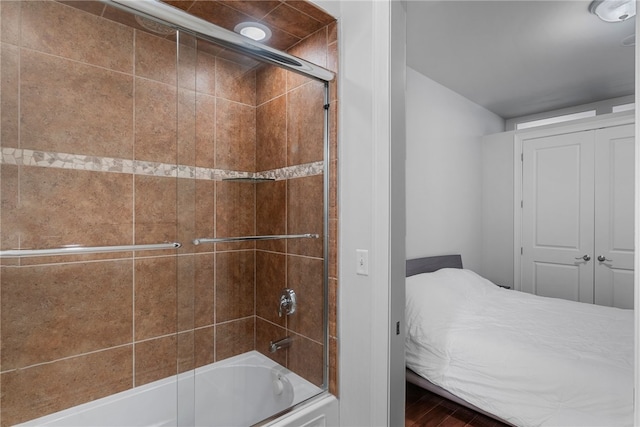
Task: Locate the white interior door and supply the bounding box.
[594,124,635,309]
[521,131,595,303]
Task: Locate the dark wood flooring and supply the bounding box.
[405,382,510,427]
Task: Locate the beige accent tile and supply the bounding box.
[134,175,177,250]
[134,78,177,164]
[136,31,177,85]
[21,1,133,73]
[287,82,325,166]
[215,181,256,251]
[16,166,133,252]
[216,57,256,106]
[257,96,287,172]
[287,333,323,386]
[215,317,254,361]
[21,50,134,158]
[256,251,286,326]
[287,175,323,257]
[256,181,286,253]
[1,43,19,148]
[0,346,133,427]
[215,250,255,322]
[256,317,286,366]
[286,255,323,342]
[1,260,133,370]
[134,335,177,386]
[135,256,177,340]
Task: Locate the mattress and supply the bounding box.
[405,268,634,427]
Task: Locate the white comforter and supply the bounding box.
[405,268,634,427]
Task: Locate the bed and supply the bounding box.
[405,255,634,427]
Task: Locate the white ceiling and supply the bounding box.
[406,0,636,119]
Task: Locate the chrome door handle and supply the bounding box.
[597,255,612,262]
[575,255,591,261]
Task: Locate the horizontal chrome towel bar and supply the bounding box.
[193,234,319,245]
[0,242,182,258]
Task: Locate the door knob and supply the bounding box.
[597,255,612,262]
[574,255,591,261]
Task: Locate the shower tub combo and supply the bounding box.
[18,352,337,427]
[0,0,337,425]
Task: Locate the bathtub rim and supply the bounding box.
[15,350,326,427]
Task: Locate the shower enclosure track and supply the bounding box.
[0,242,182,258]
[192,234,319,245]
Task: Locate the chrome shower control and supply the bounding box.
[278,288,296,317]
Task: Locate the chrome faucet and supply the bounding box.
[278,288,296,317]
[269,336,293,353]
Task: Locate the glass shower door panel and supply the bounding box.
[0,2,181,425]
[175,29,199,427]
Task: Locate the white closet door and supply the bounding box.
[521,131,595,303]
[594,124,635,309]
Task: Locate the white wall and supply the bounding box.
[406,67,504,272]
[481,131,514,288]
[311,1,406,426]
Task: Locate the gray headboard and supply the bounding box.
[406,254,462,277]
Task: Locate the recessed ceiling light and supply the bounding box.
[234,22,272,42]
[589,0,636,23]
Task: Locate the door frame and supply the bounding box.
[512,111,635,291]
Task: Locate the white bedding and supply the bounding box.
[405,268,634,427]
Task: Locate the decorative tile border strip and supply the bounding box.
[0,148,323,181]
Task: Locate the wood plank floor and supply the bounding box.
[405,382,510,427]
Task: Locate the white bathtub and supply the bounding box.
[17,351,325,427]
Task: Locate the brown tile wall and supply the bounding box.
[0,1,338,425]
[253,22,339,394]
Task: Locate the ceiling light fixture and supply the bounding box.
[589,0,636,22]
[233,22,272,42]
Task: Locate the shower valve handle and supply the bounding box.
[278,288,296,317]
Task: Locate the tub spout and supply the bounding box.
[269,336,293,353]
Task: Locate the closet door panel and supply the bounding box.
[521,131,595,303]
[594,124,635,308]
